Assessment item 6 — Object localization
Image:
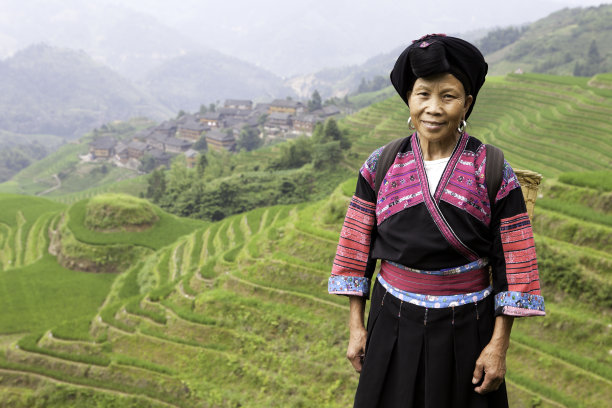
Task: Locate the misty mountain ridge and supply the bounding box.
[288,4,612,98]
[484,4,612,76]
[0,44,171,139]
[144,50,295,112]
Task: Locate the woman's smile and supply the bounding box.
[421,120,446,130]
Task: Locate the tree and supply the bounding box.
[193,135,208,151]
[237,126,262,152]
[196,154,208,177]
[146,169,166,203]
[267,136,313,170]
[199,104,208,114]
[311,141,342,169]
[587,40,603,65]
[177,110,186,119]
[209,103,216,112]
[313,118,351,150]
[308,90,322,112]
[140,154,157,173]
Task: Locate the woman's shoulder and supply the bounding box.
[363,136,413,170]
[360,136,412,184]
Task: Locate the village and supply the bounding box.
[87,97,341,171]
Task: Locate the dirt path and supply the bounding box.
[37,174,61,196]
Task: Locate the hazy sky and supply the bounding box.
[114,0,612,70]
[1,0,611,76]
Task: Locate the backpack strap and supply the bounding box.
[374,137,406,195]
[485,144,505,209]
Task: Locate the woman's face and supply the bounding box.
[407,73,473,144]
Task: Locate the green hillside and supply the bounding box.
[485,4,612,76]
[0,44,172,139]
[0,72,611,407]
[0,118,155,198]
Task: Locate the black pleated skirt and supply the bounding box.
[354,279,508,408]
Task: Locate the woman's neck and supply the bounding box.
[419,132,460,161]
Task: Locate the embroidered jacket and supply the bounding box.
[328,133,545,317]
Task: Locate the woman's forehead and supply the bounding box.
[413,73,463,89]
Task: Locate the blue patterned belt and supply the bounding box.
[377,274,492,309]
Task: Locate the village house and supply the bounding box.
[269,99,303,116]
[115,142,130,163]
[219,107,251,119]
[164,137,193,154]
[132,129,153,143]
[293,115,321,133]
[200,112,222,128]
[89,137,117,159]
[127,140,148,160]
[266,112,293,130]
[224,99,253,110]
[253,103,271,115]
[155,120,178,138]
[184,149,199,168]
[311,105,341,118]
[148,149,173,168]
[176,115,207,142]
[206,129,236,152]
[145,131,167,151]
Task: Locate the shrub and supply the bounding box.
[84,194,158,231]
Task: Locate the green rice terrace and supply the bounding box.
[0,72,611,407]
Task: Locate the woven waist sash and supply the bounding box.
[379,258,490,296]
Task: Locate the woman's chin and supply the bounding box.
[416,129,456,144]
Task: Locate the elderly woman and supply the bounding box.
[328,34,545,407]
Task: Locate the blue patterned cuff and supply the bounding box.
[494,291,546,317]
[328,275,371,297]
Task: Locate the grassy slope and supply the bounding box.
[485,5,612,75]
[0,118,155,197]
[0,73,611,406]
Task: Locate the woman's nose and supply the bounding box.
[425,97,443,114]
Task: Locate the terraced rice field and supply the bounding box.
[341,74,611,178]
[0,73,610,406]
[1,175,610,406]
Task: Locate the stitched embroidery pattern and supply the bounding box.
[328,275,370,296]
[360,146,384,191]
[331,196,376,277]
[495,160,521,202]
[412,133,479,261]
[380,260,490,295]
[500,212,541,294]
[378,274,492,309]
[376,151,425,224]
[441,143,490,225]
[495,291,545,316]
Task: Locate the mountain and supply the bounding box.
[0,44,172,139]
[0,1,204,80]
[288,4,612,98]
[285,45,405,99]
[143,51,296,112]
[286,28,490,99]
[482,4,612,75]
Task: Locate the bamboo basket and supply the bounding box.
[515,169,543,221]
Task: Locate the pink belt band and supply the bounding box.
[379,260,490,296]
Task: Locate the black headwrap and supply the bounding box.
[390,34,488,120]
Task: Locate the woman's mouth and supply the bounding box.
[421,120,446,129]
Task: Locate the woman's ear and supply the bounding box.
[464,94,474,112]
